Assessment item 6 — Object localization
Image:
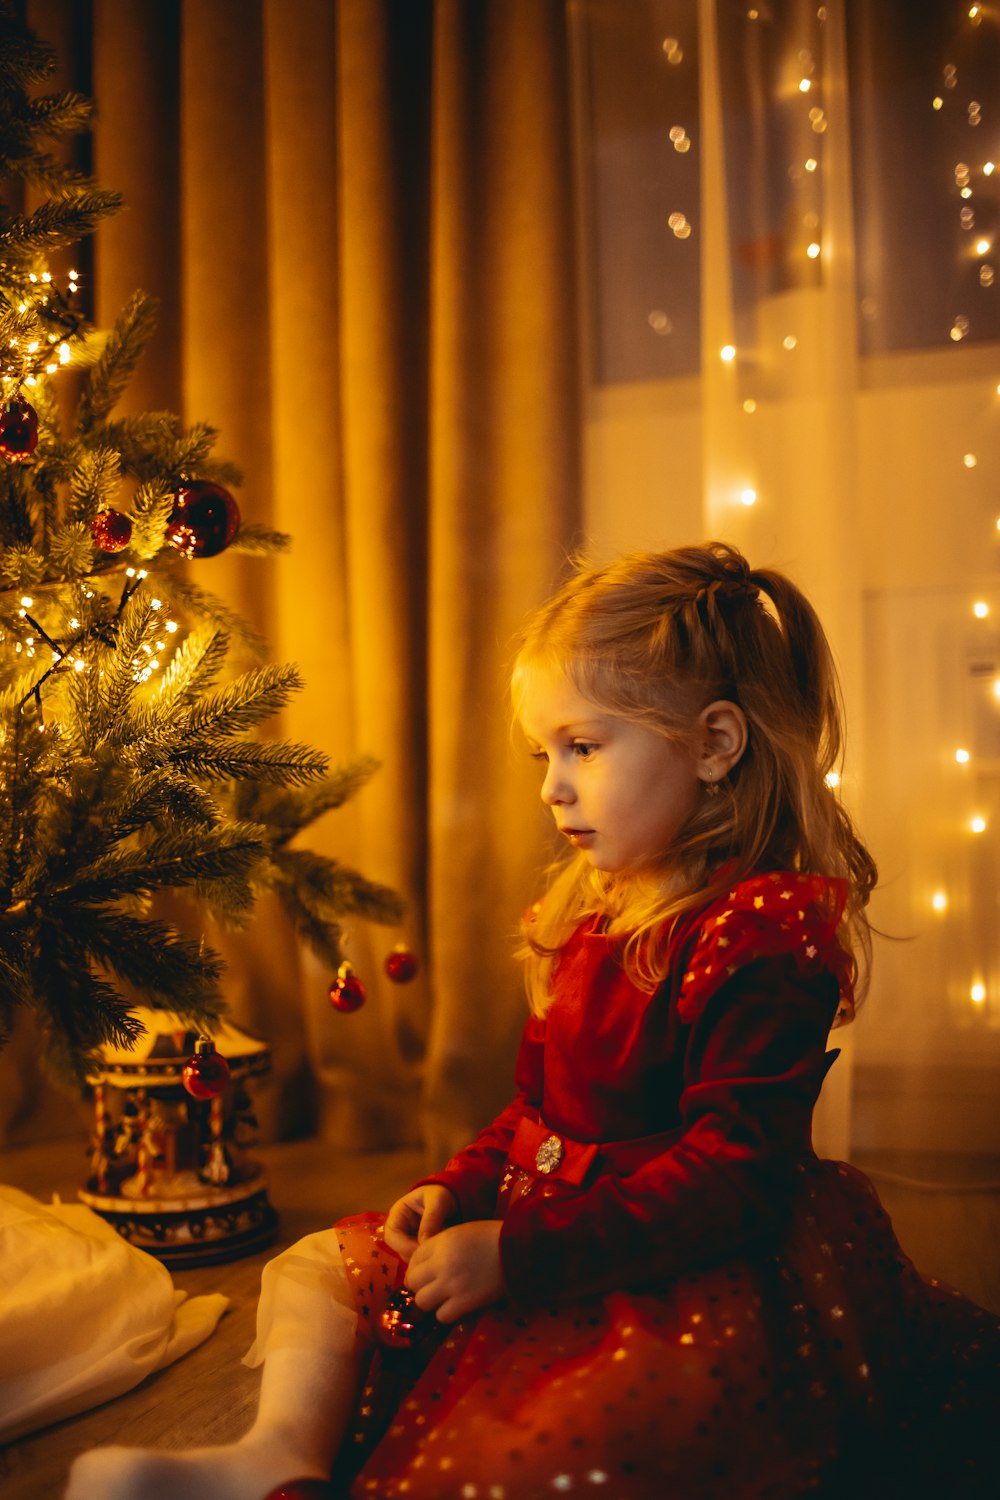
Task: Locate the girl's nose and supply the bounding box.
[540,765,572,806]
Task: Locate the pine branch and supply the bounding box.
[275,885,345,971]
[228,525,291,555]
[65,823,265,904]
[93,593,154,741]
[67,444,122,521]
[0,192,122,258]
[138,626,231,725]
[0,13,56,89]
[77,291,160,430]
[66,907,226,1007]
[176,662,306,742]
[233,756,381,842]
[160,573,269,656]
[273,847,405,925]
[170,738,328,786]
[105,767,222,839]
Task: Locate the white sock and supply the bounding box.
[64,1346,361,1500]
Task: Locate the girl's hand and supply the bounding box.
[384,1183,458,1262]
[404,1219,504,1323]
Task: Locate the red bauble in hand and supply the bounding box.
[91,508,133,553]
[378,1286,429,1349]
[329,961,366,1012]
[384,945,419,983]
[0,394,39,462]
[166,481,241,559]
[181,1038,231,1099]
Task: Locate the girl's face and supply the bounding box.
[517,664,704,875]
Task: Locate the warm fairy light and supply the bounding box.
[743,398,757,413]
[824,771,841,789]
[20,596,32,608]
[662,37,682,63]
[73,659,85,673]
[992,676,1000,700]
[951,317,969,341]
[933,97,944,110]
[783,335,798,350]
[970,981,986,1004]
[807,242,821,259]
[805,158,818,172]
[970,816,987,833]
[648,310,672,334]
[720,344,736,362]
[799,78,811,92]
[668,212,691,239]
[975,238,991,255]
[931,890,948,913]
[59,342,71,364]
[969,4,981,18]
[984,162,996,176]
[166,620,178,632]
[973,600,989,617]
[150,597,162,610]
[740,488,757,507]
[955,747,971,763]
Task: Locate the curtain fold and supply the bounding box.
[2,0,581,1157]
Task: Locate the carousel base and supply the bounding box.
[79,1171,279,1268]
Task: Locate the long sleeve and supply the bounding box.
[499,955,840,1306]
[414,1015,546,1222]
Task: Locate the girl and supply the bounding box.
[68,542,998,1500]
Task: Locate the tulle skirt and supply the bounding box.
[320,1158,999,1499]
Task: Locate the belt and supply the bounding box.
[505,1111,684,1187]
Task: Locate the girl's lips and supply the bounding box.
[562,829,595,846]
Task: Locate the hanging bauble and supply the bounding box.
[378,1285,428,1350]
[0,394,39,462]
[90,508,133,553]
[384,945,419,984]
[328,960,366,1013]
[181,1037,231,1100]
[166,480,241,559]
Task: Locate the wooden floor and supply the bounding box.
[1,1136,998,1500]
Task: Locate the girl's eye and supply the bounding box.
[572,741,598,760]
[529,750,548,763]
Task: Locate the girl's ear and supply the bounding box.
[696,700,748,782]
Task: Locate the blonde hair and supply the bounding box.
[514,542,876,1020]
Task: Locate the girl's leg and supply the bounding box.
[64,1232,363,1500]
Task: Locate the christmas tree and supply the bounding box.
[0,6,402,1082]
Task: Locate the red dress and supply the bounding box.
[331,874,999,1498]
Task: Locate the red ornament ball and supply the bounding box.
[328,962,366,1013]
[384,945,419,984]
[0,394,39,462]
[166,481,241,559]
[90,508,133,553]
[181,1039,231,1100]
[378,1286,427,1349]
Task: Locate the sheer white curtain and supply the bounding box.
[574,0,1000,1170]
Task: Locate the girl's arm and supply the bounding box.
[498,956,839,1305]
[409,1013,546,1222]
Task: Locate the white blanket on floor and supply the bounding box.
[0,1185,228,1444]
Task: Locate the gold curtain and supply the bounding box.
[2,0,580,1154]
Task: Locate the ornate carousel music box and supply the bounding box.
[80,1010,277,1266]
